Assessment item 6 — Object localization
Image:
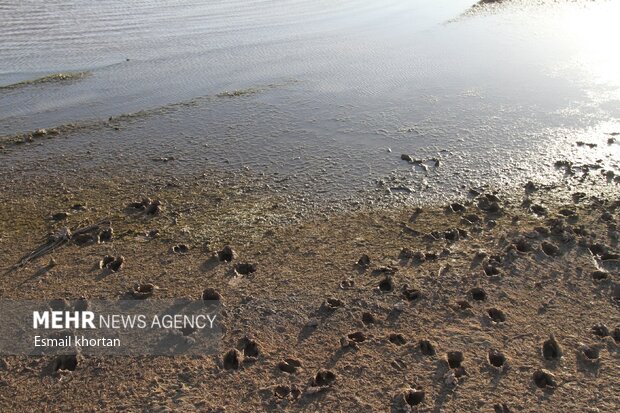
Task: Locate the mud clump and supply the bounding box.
[542,335,563,361]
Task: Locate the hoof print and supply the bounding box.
[131,283,156,299]
[361,312,376,325]
[447,351,464,368]
[356,254,371,269]
[487,308,506,323]
[274,384,301,401]
[470,287,487,301]
[402,284,421,301]
[591,324,610,337]
[217,245,236,262]
[542,335,563,361]
[533,369,556,389]
[488,349,506,368]
[403,388,425,407]
[278,358,302,374]
[234,263,256,276]
[379,276,394,292]
[388,333,407,346]
[201,288,222,301]
[541,241,560,257]
[100,255,124,272]
[339,279,355,289]
[579,344,600,361]
[171,244,189,254]
[419,339,436,356]
[323,297,344,311]
[311,369,336,388]
[240,337,260,360]
[591,270,610,282]
[223,349,242,370]
[53,354,79,373]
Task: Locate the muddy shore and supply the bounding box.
[0,134,618,412]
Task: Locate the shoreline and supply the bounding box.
[0,157,618,411]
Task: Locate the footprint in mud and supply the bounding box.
[378,276,394,292]
[487,308,506,324]
[201,287,222,301]
[542,335,563,361]
[223,349,242,370]
[514,238,533,253]
[322,297,344,311]
[578,344,600,362]
[447,351,464,368]
[494,403,511,413]
[612,328,620,344]
[402,284,422,301]
[361,312,376,325]
[419,340,436,356]
[130,283,156,299]
[234,263,256,276]
[339,279,355,290]
[541,241,560,257]
[217,245,236,262]
[127,198,162,215]
[470,287,487,301]
[388,333,407,346]
[311,369,336,387]
[402,388,425,407]
[99,255,124,272]
[591,270,610,282]
[453,300,473,311]
[273,384,301,401]
[484,264,501,277]
[532,369,557,389]
[239,337,260,361]
[591,323,610,338]
[171,244,189,254]
[277,358,302,374]
[488,349,507,369]
[356,254,371,269]
[53,354,79,373]
[342,331,367,348]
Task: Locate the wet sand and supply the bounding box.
[0,134,618,412]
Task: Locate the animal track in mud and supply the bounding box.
[542,335,563,361]
[171,244,189,254]
[379,276,394,292]
[591,324,610,337]
[201,287,221,301]
[402,285,421,301]
[312,369,336,387]
[403,388,425,406]
[234,263,256,275]
[339,279,355,289]
[273,384,301,401]
[388,333,407,345]
[579,344,600,361]
[323,297,344,311]
[494,403,511,413]
[278,358,302,374]
[591,270,610,282]
[362,312,376,325]
[347,331,367,343]
[419,340,436,356]
[454,300,472,310]
[127,198,162,215]
[356,254,371,269]
[53,355,78,372]
[488,349,506,368]
[484,264,501,277]
[541,241,560,257]
[100,255,124,272]
[514,238,533,253]
[131,283,155,299]
[223,349,242,370]
[217,245,236,262]
[447,351,464,368]
[470,287,487,301]
[533,369,556,389]
[612,328,620,343]
[240,337,260,360]
[487,308,506,323]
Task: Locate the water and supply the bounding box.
[1,0,619,203]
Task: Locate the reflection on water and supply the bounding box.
[0,0,618,201]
